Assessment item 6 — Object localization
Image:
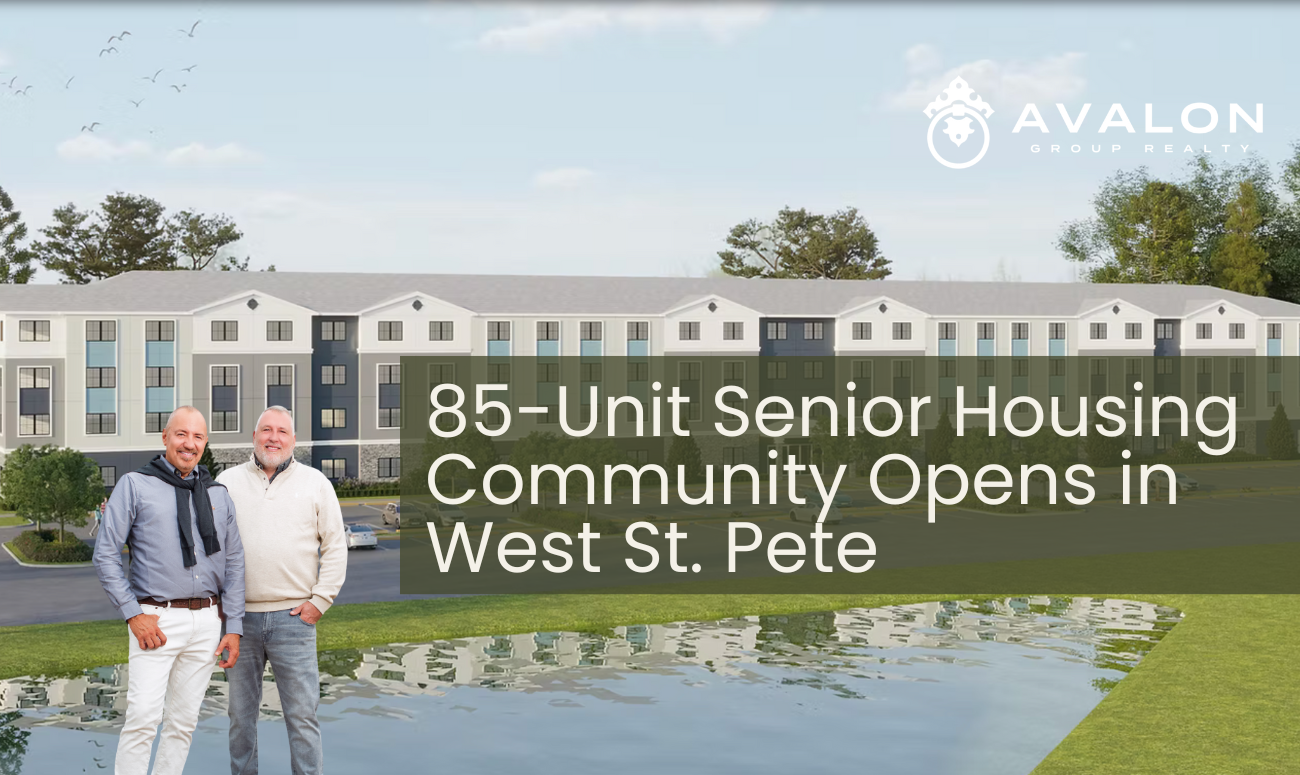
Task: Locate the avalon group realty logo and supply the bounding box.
[920,76,1264,170]
[922,76,995,169]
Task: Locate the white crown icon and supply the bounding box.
[922,76,994,119]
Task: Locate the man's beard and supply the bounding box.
[255,445,292,470]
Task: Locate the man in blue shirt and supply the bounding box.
[93,406,245,775]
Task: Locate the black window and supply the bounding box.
[320,408,347,429]
[86,320,117,341]
[628,362,649,382]
[86,367,117,389]
[429,321,455,341]
[19,320,51,342]
[803,361,824,379]
[939,322,957,340]
[378,321,403,341]
[146,320,176,341]
[211,321,238,341]
[1156,322,1175,340]
[320,459,346,479]
[211,366,239,432]
[1012,323,1029,340]
[1090,323,1107,340]
[766,361,787,379]
[145,366,175,388]
[804,322,824,340]
[99,466,117,487]
[488,321,511,341]
[537,321,559,341]
[146,412,169,433]
[1126,322,1143,340]
[267,321,293,341]
[580,322,603,341]
[627,321,649,341]
[377,457,400,479]
[378,364,401,428]
[321,365,347,385]
[853,322,872,340]
[1229,323,1245,340]
[679,322,700,341]
[86,413,116,435]
[321,321,347,341]
[1197,323,1212,340]
[766,322,787,340]
[723,322,744,340]
[892,322,912,340]
[1050,322,1066,340]
[978,322,995,340]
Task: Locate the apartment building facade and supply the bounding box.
[2,271,1299,487]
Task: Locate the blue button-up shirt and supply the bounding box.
[92,459,246,636]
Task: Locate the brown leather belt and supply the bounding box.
[138,595,220,610]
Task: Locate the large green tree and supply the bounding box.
[1060,148,1300,300]
[718,206,891,280]
[1211,181,1270,295]
[0,445,102,542]
[0,185,35,284]
[31,192,269,283]
[1266,404,1297,460]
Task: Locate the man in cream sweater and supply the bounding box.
[218,406,347,775]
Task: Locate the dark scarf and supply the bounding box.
[135,455,224,568]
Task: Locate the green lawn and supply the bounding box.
[0,516,30,528]
[0,592,1293,773]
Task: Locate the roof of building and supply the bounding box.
[2,271,1299,318]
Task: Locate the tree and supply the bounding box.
[0,445,55,531]
[1085,432,1128,469]
[1211,181,1270,295]
[413,426,501,499]
[199,445,225,477]
[30,192,269,283]
[506,431,566,507]
[1266,403,1297,460]
[0,709,32,775]
[718,206,891,280]
[1101,181,1198,284]
[665,435,704,485]
[31,449,104,542]
[809,417,853,477]
[167,210,244,271]
[927,410,956,466]
[32,193,175,283]
[0,185,35,283]
[0,446,102,542]
[560,436,626,516]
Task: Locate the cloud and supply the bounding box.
[474,4,773,52]
[56,134,154,162]
[532,167,596,189]
[903,43,941,75]
[54,136,260,166]
[164,142,260,167]
[886,48,1087,111]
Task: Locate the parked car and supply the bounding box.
[431,504,468,528]
[381,502,400,527]
[789,499,843,524]
[1173,472,1199,493]
[345,523,378,550]
[797,487,852,508]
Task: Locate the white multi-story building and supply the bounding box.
[2,271,1298,485]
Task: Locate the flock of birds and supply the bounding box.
[0,19,206,137]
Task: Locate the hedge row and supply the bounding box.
[519,506,618,535]
[12,530,94,563]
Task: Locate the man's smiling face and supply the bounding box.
[254,408,296,471]
[162,408,208,477]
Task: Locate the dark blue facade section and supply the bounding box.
[1155,319,1181,356]
[312,444,358,481]
[759,318,836,356]
[312,316,360,442]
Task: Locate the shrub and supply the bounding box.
[12,530,93,563]
[519,506,618,535]
[1266,404,1298,460]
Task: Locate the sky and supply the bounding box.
[1,2,1297,284]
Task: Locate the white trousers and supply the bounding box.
[115,604,223,775]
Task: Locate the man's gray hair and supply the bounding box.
[255,405,295,432]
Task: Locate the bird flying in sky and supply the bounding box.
[99,46,118,57]
[81,122,101,133]
[179,20,201,38]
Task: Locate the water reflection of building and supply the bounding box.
[0,598,1178,734]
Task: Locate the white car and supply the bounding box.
[431,505,467,528]
[1173,472,1199,493]
[345,524,378,550]
[789,500,843,524]
[381,502,400,527]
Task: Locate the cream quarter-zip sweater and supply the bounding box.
[217,457,348,614]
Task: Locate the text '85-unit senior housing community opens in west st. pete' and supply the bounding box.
[3,270,1300,485]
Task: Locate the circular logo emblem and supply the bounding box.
[922,77,994,170]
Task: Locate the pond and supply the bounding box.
[0,597,1179,775]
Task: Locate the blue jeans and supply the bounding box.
[226,609,322,775]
